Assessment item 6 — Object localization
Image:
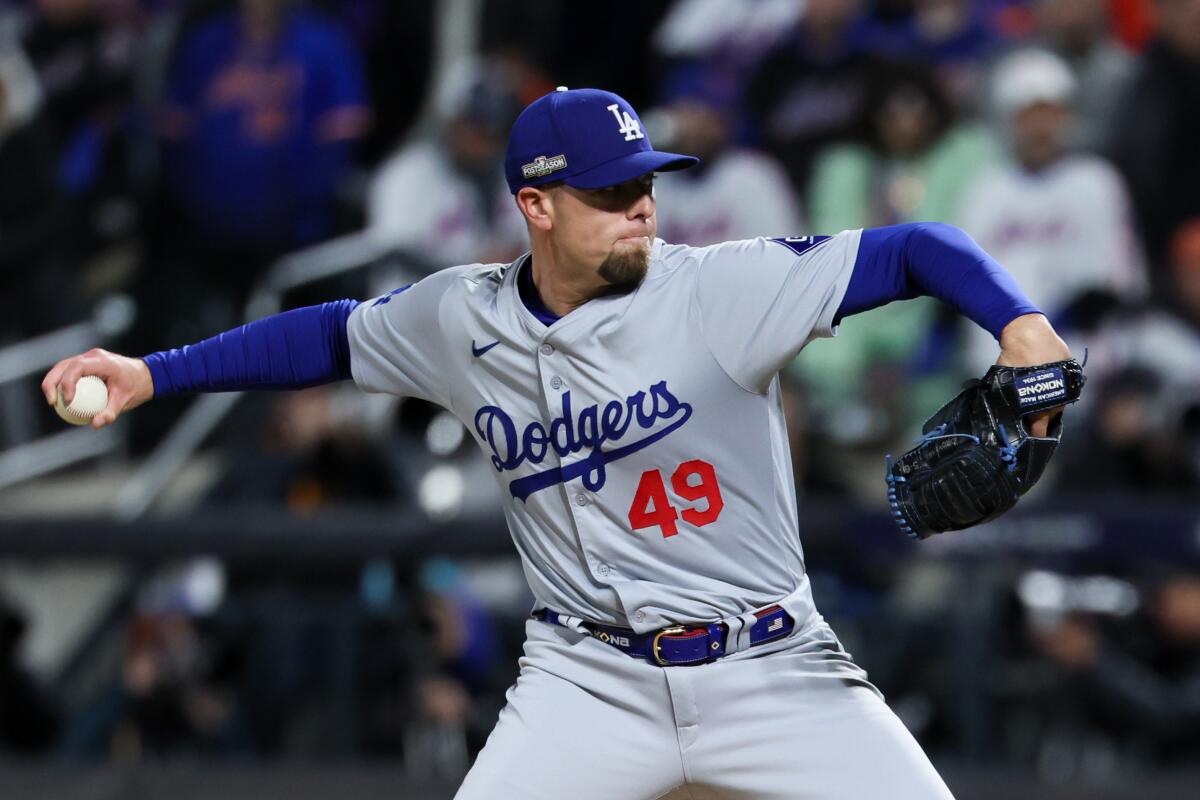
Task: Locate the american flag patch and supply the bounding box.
[767,617,783,633]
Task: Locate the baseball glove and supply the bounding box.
[886,358,1086,539]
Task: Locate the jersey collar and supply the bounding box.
[504,239,667,336]
[517,255,562,326]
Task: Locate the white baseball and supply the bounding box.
[55,375,109,425]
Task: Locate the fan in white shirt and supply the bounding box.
[958,49,1147,370]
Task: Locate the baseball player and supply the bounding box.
[44,87,1075,799]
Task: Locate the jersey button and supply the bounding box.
[597,564,611,577]
[634,610,646,623]
[550,376,562,390]
[574,493,589,507]
[539,343,554,356]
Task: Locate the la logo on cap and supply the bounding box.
[607,104,644,142]
[504,86,698,193]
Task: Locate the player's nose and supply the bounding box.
[627,186,655,221]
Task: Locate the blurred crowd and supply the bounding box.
[1,0,1200,781]
[1,0,1197,495]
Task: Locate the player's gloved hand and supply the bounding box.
[884,316,1085,539]
[41,348,155,430]
[994,313,1072,437]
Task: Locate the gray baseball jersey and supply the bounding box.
[347,232,958,800]
[347,232,859,633]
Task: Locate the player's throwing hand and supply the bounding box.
[41,349,155,430]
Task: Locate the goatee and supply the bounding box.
[597,239,651,294]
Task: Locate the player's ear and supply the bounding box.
[516,186,554,232]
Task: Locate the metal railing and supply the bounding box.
[111,232,427,521]
[0,232,432,508]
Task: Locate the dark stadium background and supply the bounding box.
[0,0,1198,797]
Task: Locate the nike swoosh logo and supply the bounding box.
[472,339,501,358]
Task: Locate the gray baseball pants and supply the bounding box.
[454,616,955,799]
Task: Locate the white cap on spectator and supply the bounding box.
[992,49,1077,116]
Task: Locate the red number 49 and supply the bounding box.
[628,459,724,538]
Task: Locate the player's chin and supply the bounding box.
[597,240,650,290]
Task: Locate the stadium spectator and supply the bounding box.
[478,0,673,111]
[745,0,885,193]
[792,61,998,431]
[957,49,1146,370]
[21,0,142,278]
[0,42,76,338]
[1032,572,1200,765]
[1054,365,1197,492]
[367,59,527,271]
[1031,0,1138,151]
[1106,0,1200,283]
[404,559,511,780]
[317,0,435,166]
[157,0,369,283]
[860,0,1000,109]
[204,386,402,508]
[1054,219,1200,493]
[651,0,802,91]
[808,60,995,231]
[117,613,241,757]
[58,564,246,759]
[786,60,997,487]
[652,64,803,246]
[136,0,369,352]
[1088,219,1200,391]
[910,0,998,103]
[21,0,137,155]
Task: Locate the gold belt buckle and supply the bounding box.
[652,626,690,666]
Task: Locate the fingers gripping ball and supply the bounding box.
[55,376,109,426]
[885,358,1086,539]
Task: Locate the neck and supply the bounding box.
[529,241,610,317]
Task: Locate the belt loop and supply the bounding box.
[557,613,589,634]
[733,611,758,653]
[537,609,589,634]
[720,615,746,655]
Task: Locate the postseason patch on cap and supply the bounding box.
[522,154,568,179]
[1015,367,1067,410]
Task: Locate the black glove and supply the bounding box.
[886,358,1086,539]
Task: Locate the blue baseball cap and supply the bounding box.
[505,87,699,194]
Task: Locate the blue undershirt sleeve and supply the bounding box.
[836,222,1041,339]
[141,299,359,397]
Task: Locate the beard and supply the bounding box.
[596,238,651,293]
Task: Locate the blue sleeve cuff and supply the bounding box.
[142,299,359,396]
[838,223,1041,339]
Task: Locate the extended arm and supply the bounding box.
[143,300,358,395]
[42,300,358,429]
